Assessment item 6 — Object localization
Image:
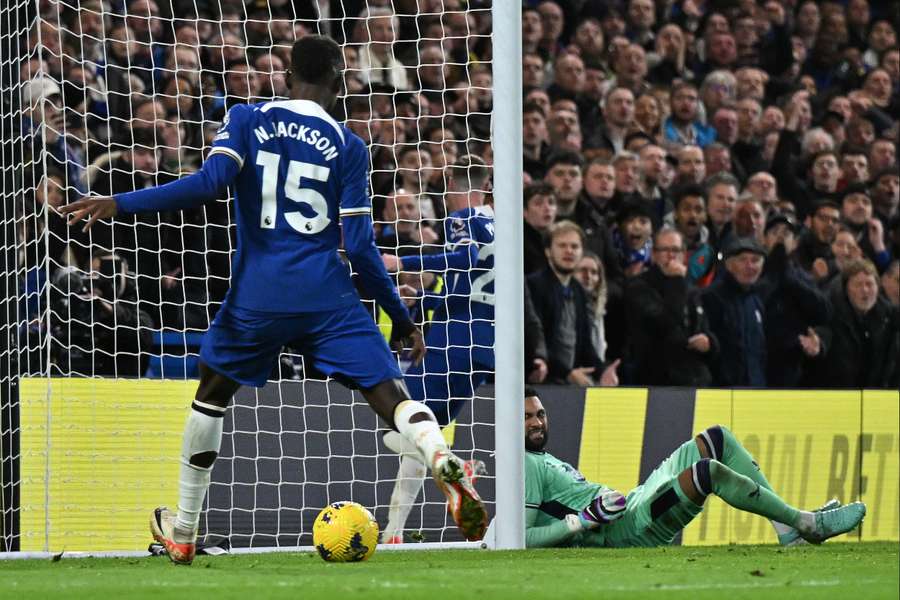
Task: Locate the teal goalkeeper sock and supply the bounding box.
[708,460,801,528]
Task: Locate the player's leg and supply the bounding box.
[152,304,284,564]
[382,356,488,542]
[695,425,840,545]
[678,459,865,544]
[151,362,241,564]
[381,358,443,543]
[308,304,488,540]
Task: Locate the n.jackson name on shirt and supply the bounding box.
[253,121,339,161]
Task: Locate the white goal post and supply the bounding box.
[0,1,523,555]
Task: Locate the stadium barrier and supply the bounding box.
[14,379,898,552]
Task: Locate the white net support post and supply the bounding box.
[0,1,523,555]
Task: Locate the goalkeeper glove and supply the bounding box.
[578,490,626,529]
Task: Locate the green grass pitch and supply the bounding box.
[2,542,897,599]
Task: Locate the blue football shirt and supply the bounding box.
[208,100,371,313]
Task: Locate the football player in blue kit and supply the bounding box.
[378,156,495,543]
[61,35,487,564]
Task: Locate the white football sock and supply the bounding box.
[383,454,427,541]
[175,402,225,538]
[794,511,817,535]
[393,400,448,467]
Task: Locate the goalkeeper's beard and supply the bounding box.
[525,425,548,452]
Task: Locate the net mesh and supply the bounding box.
[1,0,495,552]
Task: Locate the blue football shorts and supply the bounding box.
[200,301,402,388]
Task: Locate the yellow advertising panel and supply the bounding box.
[578,388,647,494]
[861,390,900,541]
[19,377,194,552]
[685,390,864,546]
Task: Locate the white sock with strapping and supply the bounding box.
[393,400,448,468]
[175,401,225,538]
[383,453,427,541]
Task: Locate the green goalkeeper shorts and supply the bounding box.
[577,439,704,548]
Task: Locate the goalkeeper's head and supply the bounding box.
[525,386,549,452]
[289,35,344,106]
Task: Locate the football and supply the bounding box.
[312,501,380,562]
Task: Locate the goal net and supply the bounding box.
[1,0,510,554]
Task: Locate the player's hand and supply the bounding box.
[382,253,401,273]
[579,490,627,529]
[798,327,821,357]
[528,358,548,384]
[400,327,426,366]
[599,359,621,387]
[398,284,420,307]
[567,366,595,387]
[59,195,118,232]
[686,334,710,353]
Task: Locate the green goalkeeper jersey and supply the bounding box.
[525,441,705,548]
[525,450,609,548]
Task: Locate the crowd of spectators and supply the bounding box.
[13,0,899,388]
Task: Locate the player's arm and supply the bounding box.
[525,490,627,548]
[525,507,586,548]
[61,105,248,230]
[340,137,421,356]
[386,240,480,273]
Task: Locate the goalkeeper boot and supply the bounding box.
[432,450,488,541]
[799,502,866,545]
[778,499,841,547]
[150,507,197,565]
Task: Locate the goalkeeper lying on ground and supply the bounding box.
[523,387,866,548]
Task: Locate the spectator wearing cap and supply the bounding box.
[527,221,618,386]
[624,228,717,387]
[523,183,558,275]
[794,201,841,285]
[812,259,899,389]
[702,237,768,387]
[759,213,832,387]
[670,184,715,288]
[840,185,891,271]
[612,201,654,278]
[23,76,86,194]
[663,82,717,149]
